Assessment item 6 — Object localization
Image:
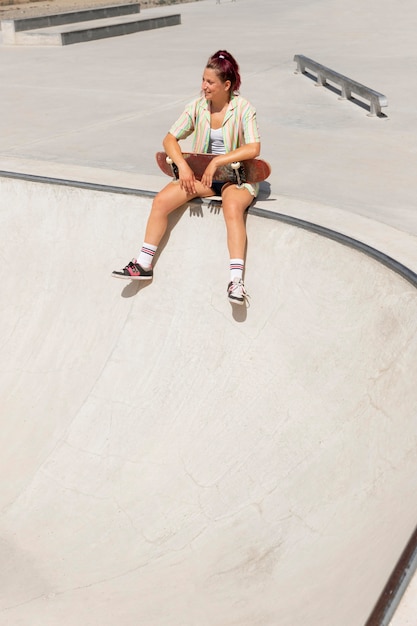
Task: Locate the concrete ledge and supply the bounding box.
[6,3,139,31]
[62,13,180,45]
[8,13,181,45]
[1,2,140,42]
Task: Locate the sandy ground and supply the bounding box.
[0,0,199,20]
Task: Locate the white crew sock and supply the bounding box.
[230,258,244,281]
[137,243,157,268]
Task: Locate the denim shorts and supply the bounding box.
[211,181,228,196]
[211,180,258,197]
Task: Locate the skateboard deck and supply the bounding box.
[156,152,271,185]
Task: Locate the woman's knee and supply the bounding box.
[222,201,247,224]
[151,182,196,216]
[151,194,166,213]
[222,188,252,215]
[151,191,177,217]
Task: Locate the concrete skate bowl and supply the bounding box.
[0,172,416,626]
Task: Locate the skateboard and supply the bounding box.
[156,152,271,186]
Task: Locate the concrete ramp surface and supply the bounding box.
[0,175,417,625]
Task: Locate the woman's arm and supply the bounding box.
[163,132,198,195]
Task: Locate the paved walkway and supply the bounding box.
[0,0,417,624]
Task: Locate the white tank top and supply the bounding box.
[209,127,225,154]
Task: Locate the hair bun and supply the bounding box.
[206,50,241,92]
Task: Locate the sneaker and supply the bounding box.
[112,259,153,280]
[227,277,249,305]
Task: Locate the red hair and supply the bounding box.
[206,50,241,93]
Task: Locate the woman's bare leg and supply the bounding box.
[221,184,253,259]
[144,180,214,246]
[112,180,214,280]
[221,184,253,304]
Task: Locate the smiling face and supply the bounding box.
[201,68,231,103]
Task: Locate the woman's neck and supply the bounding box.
[210,97,230,114]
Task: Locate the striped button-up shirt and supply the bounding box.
[169,94,261,196]
[169,94,260,152]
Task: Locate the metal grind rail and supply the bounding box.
[294,54,388,117]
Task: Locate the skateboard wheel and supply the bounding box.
[166,156,173,164]
[231,161,241,170]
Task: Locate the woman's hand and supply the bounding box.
[201,158,219,189]
[163,133,198,195]
[177,162,197,195]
